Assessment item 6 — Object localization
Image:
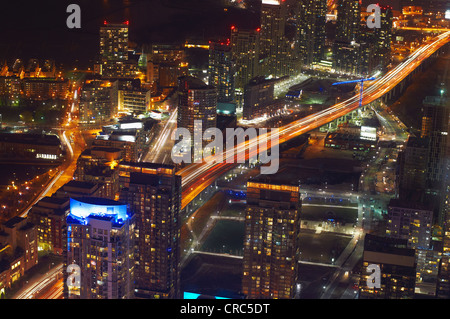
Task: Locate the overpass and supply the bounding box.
[178,31,450,211]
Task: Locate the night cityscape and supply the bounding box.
[0,0,449,312]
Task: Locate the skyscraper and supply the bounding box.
[421,96,449,188]
[297,0,327,66]
[259,0,293,77]
[99,22,135,78]
[176,76,218,163]
[64,197,135,299]
[335,0,361,42]
[373,5,393,69]
[260,0,286,61]
[333,0,363,75]
[119,163,182,299]
[208,40,235,103]
[437,133,450,298]
[242,176,301,299]
[230,26,260,89]
[397,136,430,202]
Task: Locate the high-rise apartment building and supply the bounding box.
[242,176,301,299]
[397,136,430,202]
[208,40,235,103]
[259,0,295,77]
[230,27,260,89]
[333,0,368,76]
[64,197,135,299]
[359,234,416,299]
[421,96,449,188]
[260,0,286,62]
[438,134,450,298]
[374,5,393,69]
[297,0,327,66]
[176,76,217,163]
[335,0,361,42]
[386,199,433,250]
[119,163,181,299]
[99,22,136,78]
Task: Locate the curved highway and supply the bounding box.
[178,31,450,210]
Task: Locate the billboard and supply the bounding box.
[360,126,377,141]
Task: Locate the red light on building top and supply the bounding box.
[125,20,129,25]
[104,20,108,25]
[231,25,235,30]
[256,27,261,32]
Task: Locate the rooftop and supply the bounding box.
[0,133,61,146]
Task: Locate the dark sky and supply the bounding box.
[0,0,258,68]
[0,0,410,68]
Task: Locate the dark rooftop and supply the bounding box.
[2,216,25,229]
[0,133,61,146]
[70,197,126,207]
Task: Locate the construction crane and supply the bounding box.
[332,77,376,108]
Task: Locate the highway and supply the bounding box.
[13,31,449,300]
[143,108,177,164]
[178,31,450,210]
[13,264,63,299]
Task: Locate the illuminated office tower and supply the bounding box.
[176,76,217,163]
[230,26,260,89]
[119,163,181,299]
[208,40,235,103]
[242,176,301,299]
[297,0,327,66]
[64,198,135,299]
[359,234,416,299]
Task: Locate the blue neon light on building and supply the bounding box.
[69,197,129,224]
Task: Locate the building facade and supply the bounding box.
[119,163,181,299]
[242,177,301,299]
[64,197,135,299]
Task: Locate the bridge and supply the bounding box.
[179,31,450,211]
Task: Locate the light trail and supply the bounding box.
[14,264,63,299]
[146,108,177,163]
[178,32,450,210]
